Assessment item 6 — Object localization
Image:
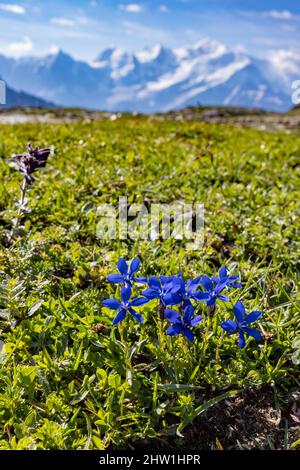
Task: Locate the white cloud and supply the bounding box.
[49,44,59,55]
[77,16,91,25]
[0,3,25,14]
[281,24,298,32]
[7,36,32,56]
[120,3,142,13]
[264,10,294,20]
[50,17,75,27]
[159,5,168,13]
[234,44,248,54]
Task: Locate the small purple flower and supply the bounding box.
[107,258,147,287]
[212,266,242,290]
[200,275,230,307]
[221,301,262,348]
[102,285,149,325]
[14,143,52,184]
[165,304,203,343]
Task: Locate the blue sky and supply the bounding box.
[0,0,299,60]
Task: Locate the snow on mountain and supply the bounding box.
[93,48,136,79]
[0,38,297,111]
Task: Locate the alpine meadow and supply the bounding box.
[0,111,299,450]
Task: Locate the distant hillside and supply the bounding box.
[0,77,55,108]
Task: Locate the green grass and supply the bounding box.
[0,117,299,449]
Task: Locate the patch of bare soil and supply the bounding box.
[134,388,300,450]
[153,106,300,132]
[0,106,119,124]
[182,388,300,450]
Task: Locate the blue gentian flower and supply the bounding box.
[142,275,182,306]
[200,275,230,306]
[173,276,210,306]
[143,274,210,307]
[107,258,147,287]
[165,304,203,343]
[212,266,242,290]
[221,300,262,348]
[102,285,149,325]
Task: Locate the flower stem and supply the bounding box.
[158,302,165,353]
[8,177,27,243]
[119,322,133,387]
[19,177,27,207]
[171,338,179,383]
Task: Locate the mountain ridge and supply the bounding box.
[0,38,298,112]
[0,75,55,108]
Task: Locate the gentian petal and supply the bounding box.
[129,297,149,307]
[163,291,181,306]
[142,288,160,299]
[107,274,124,284]
[117,258,128,275]
[102,299,122,310]
[184,328,195,343]
[121,285,131,304]
[160,275,170,284]
[238,330,246,348]
[186,277,201,293]
[164,309,181,323]
[128,308,143,323]
[217,294,230,302]
[192,291,210,301]
[113,309,126,325]
[129,258,140,275]
[184,299,194,310]
[231,282,242,289]
[173,278,185,295]
[207,296,216,306]
[219,266,227,279]
[183,304,194,323]
[243,310,262,325]
[201,275,214,292]
[166,324,182,336]
[148,276,161,289]
[133,277,147,284]
[244,327,262,341]
[215,282,226,294]
[221,320,238,333]
[228,275,239,282]
[190,315,203,327]
[234,300,245,323]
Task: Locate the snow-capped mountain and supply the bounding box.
[0,38,298,111]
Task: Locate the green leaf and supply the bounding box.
[290,438,300,449]
[129,339,147,361]
[157,383,205,392]
[176,390,239,437]
[28,299,44,317]
[19,366,37,386]
[73,340,84,371]
[92,435,105,450]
